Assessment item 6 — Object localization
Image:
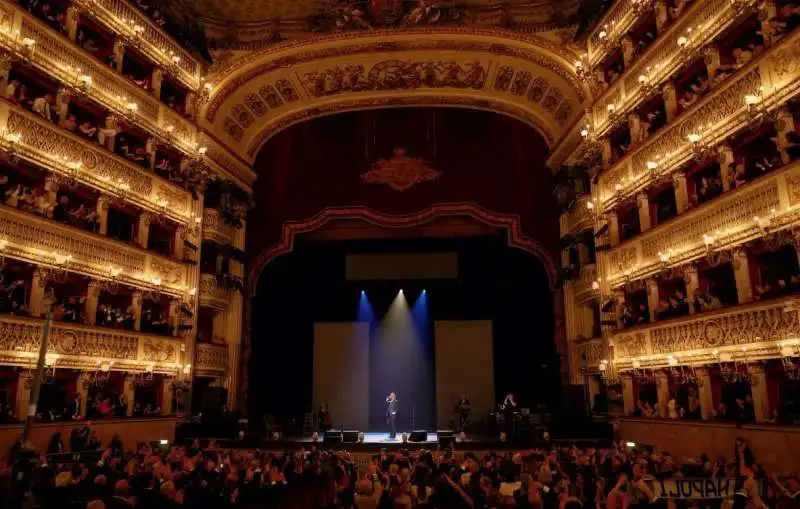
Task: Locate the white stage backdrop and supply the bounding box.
[313,323,370,431]
[434,320,494,429]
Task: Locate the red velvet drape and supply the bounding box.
[248,108,559,280]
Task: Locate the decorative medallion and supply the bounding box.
[55,330,79,355]
[361,148,441,191]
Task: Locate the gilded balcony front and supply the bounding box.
[0,203,190,295]
[1,4,198,155]
[587,0,635,67]
[591,0,736,134]
[605,160,800,286]
[611,295,800,370]
[0,101,193,226]
[198,273,230,311]
[574,263,599,304]
[597,27,800,209]
[89,0,203,89]
[201,208,235,246]
[577,336,605,372]
[0,314,184,372]
[194,343,228,374]
[560,195,594,236]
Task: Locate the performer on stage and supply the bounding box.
[501,392,517,438]
[385,392,399,439]
[456,394,471,430]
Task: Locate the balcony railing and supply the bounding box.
[0,101,193,226]
[605,160,800,286]
[611,294,800,370]
[198,273,230,311]
[81,0,202,90]
[3,5,197,155]
[0,314,183,372]
[574,264,600,303]
[577,336,605,372]
[560,195,594,236]
[201,208,235,245]
[597,26,800,209]
[195,343,227,374]
[587,0,635,67]
[0,204,190,296]
[591,0,736,134]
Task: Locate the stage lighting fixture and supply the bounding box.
[399,289,404,294]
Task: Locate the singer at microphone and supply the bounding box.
[385,392,399,439]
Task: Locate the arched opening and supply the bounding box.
[248,232,558,432]
[244,106,562,435]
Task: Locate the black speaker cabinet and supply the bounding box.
[343,430,360,443]
[409,430,428,442]
[437,430,454,447]
[324,430,343,444]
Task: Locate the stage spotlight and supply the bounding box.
[399,289,404,295]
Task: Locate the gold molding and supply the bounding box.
[195,342,227,373]
[0,203,189,296]
[0,314,183,373]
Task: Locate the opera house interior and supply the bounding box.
[0,0,798,507]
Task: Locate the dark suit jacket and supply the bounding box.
[386,399,399,419]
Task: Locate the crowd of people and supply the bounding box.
[0,430,797,509]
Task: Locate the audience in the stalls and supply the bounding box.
[0,432,798,509]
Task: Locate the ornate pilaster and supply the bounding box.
[161,378,174,415]
[0,51,13,91]
[654,0,670,33]
[662,81,678,122]
[703,45,721,87]
[655,370,670,418]
[29,269,46,318]
[748,364,771,423]
[646,278,660,322]
[85,280,101,325]
[613,288,627,329]
[732,248,754,304]
[151,67,164,99]
[607,212,620,247]
[123,375,136,416]
[601,137,613,168]
[77,372,90,418]
[621,36,636,68]
[168,299,180,336]
[637,193,652,232]
[96,196,109,235]
[683,265,699,314]
[44,173,62,206]
[696,368,714,420]
[775,106,796,165]
[132,290,143,331]
[137,212,151,249]
[55,89,71,128]
[717,144,735,191]
[621,374,636,415]
[103,115,118,151]
[112,38,125,73]
[173,227,185,260]
[673,173,690,213]
[629,113,643,144]
[65,6,80,41]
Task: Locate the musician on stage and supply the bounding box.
[456,394,471,430]
[385,392,399,439]
[501,392,517,438]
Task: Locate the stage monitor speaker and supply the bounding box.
[409,430,428,443]
[343,430,360,443]
[437,430,454,447]
[325,430,343,444]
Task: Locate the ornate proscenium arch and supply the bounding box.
[200,28,589,163]
[245,203,559,298]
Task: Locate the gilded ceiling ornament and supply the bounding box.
[361,148,442,191]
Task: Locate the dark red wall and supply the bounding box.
[248,107,559,283]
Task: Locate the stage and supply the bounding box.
[305,431,444,445]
